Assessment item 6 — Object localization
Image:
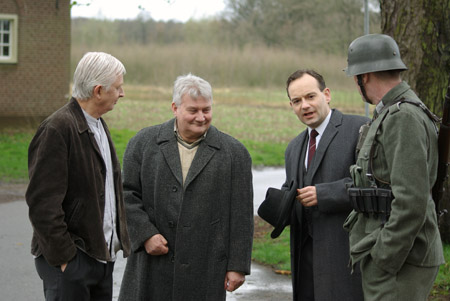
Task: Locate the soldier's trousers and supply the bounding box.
[360,255,439,301]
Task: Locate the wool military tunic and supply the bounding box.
[344,82,445,280]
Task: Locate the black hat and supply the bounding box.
[257,180,298,238]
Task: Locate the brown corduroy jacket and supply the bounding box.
[26,97,130,266]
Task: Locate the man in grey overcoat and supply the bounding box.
[118,73,254,301]
[283,69,367,300]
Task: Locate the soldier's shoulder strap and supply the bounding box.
[367,97,439,187]
[394,98,441,124]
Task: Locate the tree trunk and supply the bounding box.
[380,0,450,242]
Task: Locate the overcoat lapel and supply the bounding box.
[305,110,342,184]
[160,142,183,186]
[157,119,221,188]
[294,132,308,186]
[184,127,220,188]
[158,119,183,186]
[294,132,308,223]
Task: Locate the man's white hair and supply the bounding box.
[72,52,126,100]
[172,73,213,106]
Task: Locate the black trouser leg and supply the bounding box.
[298,234,314,301]
[35,250,114,301]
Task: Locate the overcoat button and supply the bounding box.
[172,186,177,192]
[168,221,174,228]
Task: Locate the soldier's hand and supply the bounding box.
[144,234,169,255]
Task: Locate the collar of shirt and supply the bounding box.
[375,101,385,115]
[173,121,207,149]
[82,108,102,130]
[307,109,332,148]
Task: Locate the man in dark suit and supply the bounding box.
[283,69,367,300]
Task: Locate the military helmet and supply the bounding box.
[345,34,407,76]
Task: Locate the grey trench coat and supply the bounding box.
[118,119,254,301]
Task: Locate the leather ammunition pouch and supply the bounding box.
[348,187,393,220]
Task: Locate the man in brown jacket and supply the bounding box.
[26,52,131,301]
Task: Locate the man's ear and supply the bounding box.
[323,87,331,104]
[362,73,370,84]
[93,85,102,99]
[171,102,177,116]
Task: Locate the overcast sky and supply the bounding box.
[71,0,227,22]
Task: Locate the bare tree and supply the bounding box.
[224,0,379,52]
[380,0,450,241]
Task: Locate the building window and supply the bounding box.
[0,14,18,64]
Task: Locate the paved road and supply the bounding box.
[0,168,292,300]
[0,198,42,300]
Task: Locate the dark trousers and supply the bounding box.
[35,249,115,301]
[298,234,314,301]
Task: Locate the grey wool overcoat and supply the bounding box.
[283,109,367,300]
[118,119,254,301]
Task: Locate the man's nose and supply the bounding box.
[301,99,311,110]
[196,111,205,121]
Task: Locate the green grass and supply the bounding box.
[252,221,291,271]
[0,84,448,294]
[252,219,450,296]
[109,128,138,164]
[241,140,287,167]
[0,128,287,180]
[0,85,369,184]
[0,132,33,182]
[430,243,450,297]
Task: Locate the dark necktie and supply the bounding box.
[308,129,319,167]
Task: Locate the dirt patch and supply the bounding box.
[254,215,273,238]
[429,293,450,301]
[0,182,28,204]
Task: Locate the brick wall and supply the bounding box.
[0,0,70,119]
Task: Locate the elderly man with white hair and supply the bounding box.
[26,52,131,301]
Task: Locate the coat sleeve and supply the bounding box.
[123,133,160,253]
[316,115,366,214]
[26,125,77,266]
[315,178,354,213]
[226,144,254,275]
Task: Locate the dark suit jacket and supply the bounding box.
[283,109,367,300]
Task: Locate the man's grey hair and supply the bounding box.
[72,52,126,100]
[172,73,213,106]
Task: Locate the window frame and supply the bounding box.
[0,14,18,64]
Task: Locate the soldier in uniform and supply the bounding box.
[343,34,445,300]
